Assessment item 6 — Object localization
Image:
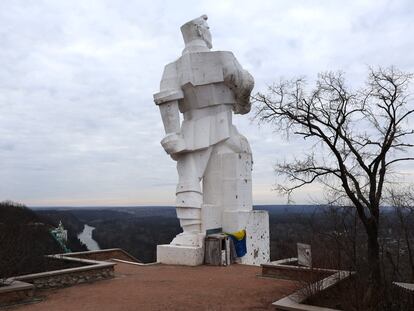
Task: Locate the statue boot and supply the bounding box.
[171,184,203,247]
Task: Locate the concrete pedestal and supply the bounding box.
[157,209,269,266]
[157,244,204,266]
[223,210,270,265]
[156,152,270,266]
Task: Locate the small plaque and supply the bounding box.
[297,243,312,267]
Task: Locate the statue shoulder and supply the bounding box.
[160,60,180,91]
[214,51,254,115]
[177,52,225,86]
[215,50,236,62]
[161,61,179,80]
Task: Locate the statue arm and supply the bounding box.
[154,89,183,134]
[222,53,255,115]
[153,63,185,157]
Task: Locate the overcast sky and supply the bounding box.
[0,0,413,207]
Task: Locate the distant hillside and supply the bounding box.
[32,204,321,215]
[36,210,84,233]
[69,207,177,224]
[0,201,39,224]
[254,205,323,215]
[48,207,181,262]
[92,216,181,262]
[35,210,88,252]
[27,205,322,262]
[0,201,63,280]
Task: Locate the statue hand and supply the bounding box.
[161,133,186,157]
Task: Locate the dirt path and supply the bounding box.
[13,263,297,311]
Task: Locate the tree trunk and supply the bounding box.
[364,222,382,309]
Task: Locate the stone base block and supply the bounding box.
[201,204,222,233]
[157,244,204,266]
[222,210,270,266]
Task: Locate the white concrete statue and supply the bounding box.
[155,15,269,266]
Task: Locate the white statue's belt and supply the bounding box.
[153,89,184,105]
[182,104,232,120]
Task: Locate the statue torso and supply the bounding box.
[164,51,238,112]
[158,50,250,151]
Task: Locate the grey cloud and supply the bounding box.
[0,0,413,206]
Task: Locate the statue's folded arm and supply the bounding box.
[221,52,255,115]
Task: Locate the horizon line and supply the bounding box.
[28,203,320,209]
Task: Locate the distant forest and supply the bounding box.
[31,205,322,263]
[2,201,414,302]
[27,204,413,276]
[0,201,86,281]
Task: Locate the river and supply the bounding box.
[77,224,100,251]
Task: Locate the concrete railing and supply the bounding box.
[62,248,141,263]
[14,255,115,290]
[261,258,353,311]
[262,258,340,283]
[0,281,35,307]
[0,248,132,306]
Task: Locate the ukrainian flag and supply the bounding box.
[226,229,247,257]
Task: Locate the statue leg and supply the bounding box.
[172,147,212,246]
[204,126,253,212]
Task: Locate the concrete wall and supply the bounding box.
[262,264,333,282]
[0,281,34,307]
[63,248,140,263]
[14,254,115,290]
[16,266,114,290]
[262,258,353,311]
[0,249,141,307]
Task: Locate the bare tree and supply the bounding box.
[253,67,413,306]
[389,188,414,282]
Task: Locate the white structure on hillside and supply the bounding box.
[297,243,312,267]
[52,221,68,242]
[154,15,269,266]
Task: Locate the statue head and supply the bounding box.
[180,15,212,49]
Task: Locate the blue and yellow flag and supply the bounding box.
[226,229,247,257]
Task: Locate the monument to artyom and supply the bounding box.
[154,15,269,266]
